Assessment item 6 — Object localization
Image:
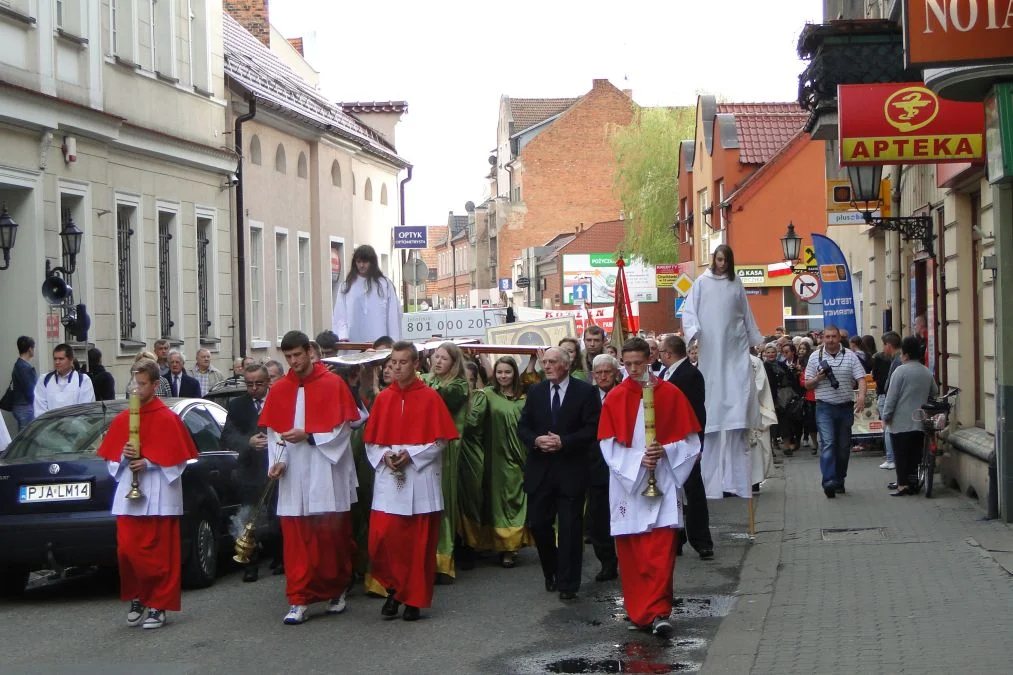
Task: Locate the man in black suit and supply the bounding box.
[167,350,202,398]
[588,353,621,581]
[517,346,602,600]
[659,335,714,559]
[221,363,279,581]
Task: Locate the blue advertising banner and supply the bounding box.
[811,234,858,337]
[393,226,428,249]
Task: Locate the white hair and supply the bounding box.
[545,346,571,368]
[168,349,186,362]
[592,354,619,371]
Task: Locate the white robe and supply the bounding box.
[107,458,186,516]
[681,269,764,432]
[0,418,11,453]
[700,355,777,498]
[365,442,445,516]
[331,275,402,343]
[599,402,702,536]
[266,389,355,516]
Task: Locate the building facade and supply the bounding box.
[0,0,236,397]
[430,213,470,309]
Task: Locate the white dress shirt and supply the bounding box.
[549,376,571,411]
[661,357,688,382]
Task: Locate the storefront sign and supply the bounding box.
[393,226,428,249]
[826,179,892,224]
[402,308,503,341]
[985,83,1013,184]
[811,234,858,338]
[902,0,1013,68]
[561,253,657,304]
[838,83,985,165]
[656,264,679,288]
[734,265,795,288]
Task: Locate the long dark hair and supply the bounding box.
[342,244,388,296]
[558,337,583,375]
[710,244,736,280]
[491,356,520,397]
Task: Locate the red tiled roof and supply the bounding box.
[717,102,803,115]
[508,97,580,134]
[732,110,808,164]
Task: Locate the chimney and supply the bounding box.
[287,37,304,56]
[225,0,270,47]
[592,78,609,90]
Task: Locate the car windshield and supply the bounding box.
[2,412,110,461]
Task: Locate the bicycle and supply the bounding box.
[912,387,960,498]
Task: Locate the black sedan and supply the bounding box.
[0,398,242,596]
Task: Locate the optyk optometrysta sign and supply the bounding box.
[393,226,428,249]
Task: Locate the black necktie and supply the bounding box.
[551,384,561,428]
[254,399,262,414]
[172,376,179,396]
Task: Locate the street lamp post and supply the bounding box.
[0,203,19,271]
[780,221,802,265]
[847,164,934,255]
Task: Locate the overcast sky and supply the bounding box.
[270,0,824,227]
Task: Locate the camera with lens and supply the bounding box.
[818,360,839,389]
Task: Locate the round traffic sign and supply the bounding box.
[792,272,821,302]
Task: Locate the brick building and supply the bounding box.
[430,213,471,309]
[676,96,825,334]
[418,225,446,302]
[491,79,635,305]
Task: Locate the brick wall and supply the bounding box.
[225,0,270,46]
[497,80,634,282]
[420,225,446,298]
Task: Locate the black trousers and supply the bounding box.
[679,456,713,552]
[527,486,586,593]
[586,482,617,567]
[891,430,924,490]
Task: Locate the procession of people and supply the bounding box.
[76,242,919,636]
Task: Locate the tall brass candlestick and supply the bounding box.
[641,381,663,498]
[125,383,145,500]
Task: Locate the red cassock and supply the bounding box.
[363,379,458,608]
[598,377,700,627]
[259,362,361,606]
[98,398,198,611]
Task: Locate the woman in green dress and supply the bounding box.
[459,361,489,556]
[422,342,470,583]
[479,356,533,568]
[559,337,587,381]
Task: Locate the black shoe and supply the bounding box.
[824,486,836,499]
[594,564,618,582]
[676,546,684,557]
[835,485,845,494]
[381,590,401,618]
[887,482,898,490]
[752,483,761,493]
[558,591,577,600]
[434,573,455,585]
[698,548,715,560]
[272,564,285,576]
[242,566,259,583]
[402,605,421,621]
[544,576,557,592]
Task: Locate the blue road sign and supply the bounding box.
[498,277,512,292]
[674,297,685,318]
[572,284,589,302]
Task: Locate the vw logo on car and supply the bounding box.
[48,464,60,475]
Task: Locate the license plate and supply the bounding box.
[19,482,91,503]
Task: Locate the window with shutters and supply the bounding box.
[275,230,289,341]
[249,223,264,341]
[196,210,217,343]
[156,205,180,338]
[298,233,311,331]
[116,204,137,341]
[189,0,211,93]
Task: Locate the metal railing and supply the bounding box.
[117,208,135,339]
[158,219,174,337]
[197,223,211,339]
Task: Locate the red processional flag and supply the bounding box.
[609,256,638,351]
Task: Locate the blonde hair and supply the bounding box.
[432,342,467,384]
[134,350,157,364]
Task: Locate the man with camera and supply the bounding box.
[804,325,867,499]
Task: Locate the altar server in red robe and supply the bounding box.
[364,340,459,622]
[598,337,702,638]
[98,359,198,630]
[260,330,361,625]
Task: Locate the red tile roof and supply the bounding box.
[721,103,808,164]
[508,97,580,134]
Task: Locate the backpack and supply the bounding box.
[44,370,86,388]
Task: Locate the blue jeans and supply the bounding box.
[12,404,33,432]
[877,395,893,462]
[815,401,854,488]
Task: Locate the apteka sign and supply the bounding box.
[838,83,985,165]
[393,226,428,249]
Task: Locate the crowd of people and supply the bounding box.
[0,243,942,636]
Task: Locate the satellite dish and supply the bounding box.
[488,155,496,166]
[465,201,475,213]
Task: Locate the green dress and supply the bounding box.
[459,388,489,550]
[422,373,469,578]
[351,391,387,596]
[482,387,532,552]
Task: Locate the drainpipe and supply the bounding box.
[234,96,256,358]
[888,165,904,332]
[399,165,413,313]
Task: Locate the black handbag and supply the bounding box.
[0,380,14,412]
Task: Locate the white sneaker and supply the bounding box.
[326,592,347,615]
[283,604,308,625]
[126,599,145,627]
[879,461,895,470]
[141,609,165,629]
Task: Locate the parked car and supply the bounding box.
[204,379,247,410]
[0,398,240,596]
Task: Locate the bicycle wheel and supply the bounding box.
[924,450,936,498]
[916,440,929,493]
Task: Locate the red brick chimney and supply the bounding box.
[225,0,270,47]
[287,37,304,56]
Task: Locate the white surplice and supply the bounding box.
[365,442,445,516]
[599,402,702,536]
[107,458,186,516]
[331,275,402,343]
[681,269,764,433]
[266,388,355,516]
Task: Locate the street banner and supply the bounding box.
[811,233,858,338]
[513,304,641,336]
[402,308,504,341]
[838,83,985,165]
[393,226,428,249]
[561,253,657,304]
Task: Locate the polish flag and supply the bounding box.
[767,262,793,278]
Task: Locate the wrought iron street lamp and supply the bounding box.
[847,164,934,256]
[0,203,18,271]
[780,222,802,265]
[45,214,84,277]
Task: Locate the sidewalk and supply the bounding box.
[704,449,1013,674]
